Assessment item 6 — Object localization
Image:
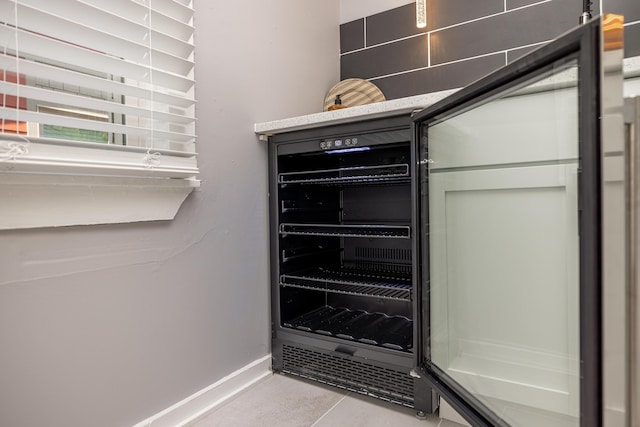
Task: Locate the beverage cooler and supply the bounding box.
[268,114,435,414]
[267,15,637,427]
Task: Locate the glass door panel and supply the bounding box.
[413,15,626,427]
[428,62,580,426]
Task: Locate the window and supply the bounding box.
[0,0,197,229]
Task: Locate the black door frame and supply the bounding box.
[412,16,608,427]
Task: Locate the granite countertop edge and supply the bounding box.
[254,89,459,136]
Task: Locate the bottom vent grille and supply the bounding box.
[281,344,414,408]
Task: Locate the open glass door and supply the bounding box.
[412,15,625,427]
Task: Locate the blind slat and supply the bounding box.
[7,1,194,75]
[18,0,194,58]
[172,0,192,7]
[0,55,195,108]
[79,0,194,39]
[0,81,195,125]
[134,0,193,25]
[0,26,194,92]
[0,108,195,144]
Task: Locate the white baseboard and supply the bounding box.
[132,355,272,427]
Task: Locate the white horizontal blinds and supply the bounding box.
[0,0,196,159]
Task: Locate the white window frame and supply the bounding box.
[0,0,198,230]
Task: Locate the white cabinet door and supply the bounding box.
[429,163,580,418]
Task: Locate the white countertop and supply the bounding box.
[255,56,640,137]
[254,88,458,137]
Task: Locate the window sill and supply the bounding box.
[0,172,198,230]
[0,137,199,230]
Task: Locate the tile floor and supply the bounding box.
[189,373,465,427]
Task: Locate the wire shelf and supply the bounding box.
[280,267,411,301]
[279,223,411,239]
[283,306,413,352]
[279,164,410,185]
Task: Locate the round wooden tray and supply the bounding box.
[323,78,386,111]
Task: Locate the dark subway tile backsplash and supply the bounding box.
[341,34,428,80]
[506,0,543,10]
[507,0,600,14]
[340,19,364,53]
[340,0,639,100]
[604,0,640,23]
[425,0,503,31]
[626,23,640,58]
[430,0,581,65]
[364,0,503,47]
[366,4,422,46]
[372,54,505,100]
[506,44,543,63]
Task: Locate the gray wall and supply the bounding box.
[0,2,339,427]
[341,0,640,99]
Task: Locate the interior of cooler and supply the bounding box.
[277,142,414,352]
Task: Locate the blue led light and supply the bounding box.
[325,147,371,154]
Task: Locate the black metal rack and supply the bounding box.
[280,267,412,301]
[283,306,413,351]
[279,223,411,239]
[278,163,410,185]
